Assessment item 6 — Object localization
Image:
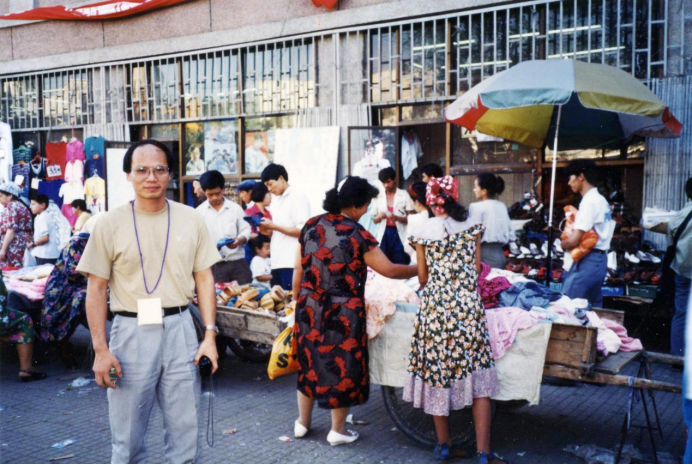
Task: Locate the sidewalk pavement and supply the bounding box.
[0,326,685,464]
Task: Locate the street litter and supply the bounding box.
[517,452,525,457]
[70,377,92,388]
[51,439,77,450]
[222,429,237,435]
[346,414,368,425]
[50,454,75,462]
[390,427,398,431]
[278,436,293,443]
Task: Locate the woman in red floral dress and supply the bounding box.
[292,176,418,446]
[0,182,32,268]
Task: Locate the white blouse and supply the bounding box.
[468,199,515,244]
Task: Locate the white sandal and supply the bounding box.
[327,429,359,446]
[294,420,309,438]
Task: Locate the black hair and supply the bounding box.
[323,176,380,215]
[564,159,600,186]
[420,163,444,179]
[408,182,433,216]
[71,199,88,211]
[441,198,469,222]
[261,163,288,183]
[250,183,269,203]
[0,191,18,201]
[476,173,506,198]
[250,234,271,252]
[122,139,175,174]
[31,193,49,208]
[199,170,226,191]
[378,167,396,183]
[686,177,692,200]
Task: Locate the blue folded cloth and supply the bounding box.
[498,281,563,311]
[244,216,262,229]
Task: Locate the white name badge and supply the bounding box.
[137,298,163,325]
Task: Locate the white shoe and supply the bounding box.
[294,420,309,438]
[327,429,359,446]
[520,246,532,257]
[626,252,640,264]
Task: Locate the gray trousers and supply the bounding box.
[108,310,201,464]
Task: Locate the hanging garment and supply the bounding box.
[45,142,67,181]
[89,198,105,214]
[60,204,78,227]
[84,175,106,205]
[65,139,85,162]
[12,145,33,164]
[59,181,85,205]
[401,131,423,180]
[84,136,105,160]
[0,122,13,182]
[11,164,29,186]
[38,179,65,208]
[64,159,84,183]
[84,156,104,178]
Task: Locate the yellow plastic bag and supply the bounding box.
[268,313,299,380]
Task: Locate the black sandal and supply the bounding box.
[18,370,47,382]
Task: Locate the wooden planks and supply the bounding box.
[594,350,642,375]
[216,306,285,345]
[543,365,681,394]
[592,307,626,326]
[545,323,597,372]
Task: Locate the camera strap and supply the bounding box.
[205,374,215,447]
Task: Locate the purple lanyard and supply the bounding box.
[131,200,171,295]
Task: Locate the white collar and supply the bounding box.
[206,198,231,212]
[409,216,480,241]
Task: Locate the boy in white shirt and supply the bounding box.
[561,160,615,307]
[29,194,61,265]
[250,235,272,288]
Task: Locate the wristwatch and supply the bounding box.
[204,325,219,334]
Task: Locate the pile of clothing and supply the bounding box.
[3,264,54,301]
[364,270,420,339]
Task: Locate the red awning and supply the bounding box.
[312,0,338,9]
[0,0,190,21]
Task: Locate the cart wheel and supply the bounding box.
[381,386,497,450]
[228,339,272,362]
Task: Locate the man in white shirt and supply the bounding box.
[561,160,615,307]
[371,167,414,265]
[259,163,311,290]
[29,194,61,265]
[197,170,252,284]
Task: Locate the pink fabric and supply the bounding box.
[65,139,85,162]
[61,204,78,227]
[478,262,512,309]
[6,277,48,301]
[403,368,499,416]
[365,271,419,339]
[485,307,541,359]
[602,317,643,352]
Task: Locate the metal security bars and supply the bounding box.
[0,0,668,131]
[368,0,668,102]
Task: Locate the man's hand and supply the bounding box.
[260,218,276,231]
[227,237,241,250]
[93,349,122,389]
[195,337,219,374]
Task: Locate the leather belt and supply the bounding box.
[591,248,607,255]
[114,306,188,318]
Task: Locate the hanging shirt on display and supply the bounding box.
[64,159,84,183]
[401,131,423,180]
[0,122,13,182]
[85,156,105,178]
[84,175,106,205]
[11,164,29,187]
[45,141,67,181]
[84,136,105,160]
[38,179,65,208]
[59,182,85,205]
[66,139,85,162]
[12,145,34,164]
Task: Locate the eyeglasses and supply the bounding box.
[132,165,170,178]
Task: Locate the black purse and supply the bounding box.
[652,209,692,309]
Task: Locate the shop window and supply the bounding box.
[0,76,39,129]
[545,138,645,161]
[400,104,444,122]
[151,60,180,121]
[150,124,180,140]
[42,70,94,128]
[243,40,316,115]
[243,116,294,176]
[378,107,399,127]
[183,120,239,178]
[183,51,241,119]
[129,64,150,122]
[451,127,535,166]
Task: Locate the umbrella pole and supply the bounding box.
[546,105,563,284]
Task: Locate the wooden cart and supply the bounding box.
[381,306,682,461]
[215,305,286,362]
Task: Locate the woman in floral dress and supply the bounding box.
[0,182,32,268]
[404,176,504,464]
[292,176,417,446]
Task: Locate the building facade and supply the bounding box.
[1,0,691,212]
